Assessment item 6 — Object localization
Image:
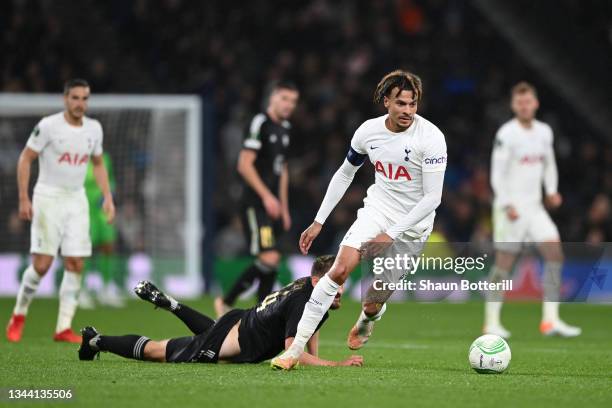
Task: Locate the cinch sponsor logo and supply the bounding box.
[374,161,412,180]
[519,155,544,164]
[58,153,89,166]
[424,156,446,165]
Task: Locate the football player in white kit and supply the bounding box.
[484,82,581,338]
[272,70,447,370]
[6,79,115,343]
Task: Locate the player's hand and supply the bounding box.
[18,198,33,221]
[263,194,282,220]
[282,209,292,231]
[360,233,394,259]
[103,197,116,224]
[337,355,364,367]
[545,193,562,209]
[505,205,519,221]
[299,221,322,255]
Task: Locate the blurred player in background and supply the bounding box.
[6,79,115,343]
[485,81,581,338]
[80,152,124,308]
[214,81,299,317]
[273,70,447,370]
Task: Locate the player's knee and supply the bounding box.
[328,263,350,284]
[259,251,280,267]
[64,258,84,273]
[143,341,166,362]
[32,256,53,275]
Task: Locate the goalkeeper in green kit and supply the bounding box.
[82,152,125,308]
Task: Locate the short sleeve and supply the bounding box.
[25,119,51,153]
[243,113,266,151]
[92,121,104,156]
[422,130,447,173]
[350,124,367,155]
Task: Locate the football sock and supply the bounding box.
[542,262,562,322]
[358,302,387,323]
[223,263,260,306]
[542,261,561,303]
[96,334,150,360]
[357,303,387,331]
[284,273,339,358]
[172,304,215,335]
[56,270,81,333]
[485,265,509,327]
[13,265,42,316]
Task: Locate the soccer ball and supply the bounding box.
[468,334,511,374]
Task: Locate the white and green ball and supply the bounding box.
[468,334,511,374]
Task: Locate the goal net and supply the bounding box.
[0,94,202,298]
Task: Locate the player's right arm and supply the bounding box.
[299,129,367,254]
[237,150,281,218]
[239,115,281,219]
[490,128,518,220]
[18,120,50,221]
[17,147,38,221]
[284,336,363,367]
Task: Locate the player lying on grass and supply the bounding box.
[78,255,363,367]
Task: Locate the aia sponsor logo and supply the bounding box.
[519,155,544,164]
[374,161,411,180]
[58,153,89,166]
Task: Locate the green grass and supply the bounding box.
[1,298,611,408]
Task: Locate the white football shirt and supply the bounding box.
[490,118,557,208]
[351,114,447,236]
[26,112,104,193]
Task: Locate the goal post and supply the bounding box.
[0,93,203,298]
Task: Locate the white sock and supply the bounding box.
[542,262,562,302]
[56,270,81,333]
[357,303,387,327]
[542,302,560,323]
[285,274,339,358]
[13,265,43,316]
[485,301,503,327]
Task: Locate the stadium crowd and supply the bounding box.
[2,0,611,258]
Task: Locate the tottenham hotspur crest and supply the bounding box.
[404,149,411,162]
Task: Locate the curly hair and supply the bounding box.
[373,70,422,104]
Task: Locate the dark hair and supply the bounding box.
[310,255,336,278]
[374,70,422,104]
[272,80,299,93]
[511,81,537,98]
[64,78,90,94]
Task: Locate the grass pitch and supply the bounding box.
[1,298,611,408]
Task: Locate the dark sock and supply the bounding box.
[172,304,215,335]
[223,263,260,306]
[97,335,150,360]
[257,270,278,302]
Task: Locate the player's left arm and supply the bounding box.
[543,128,562,208]
[284,336,363,367]
[376,133,447,243]
[91,154,116,223]
[279,163,291,231]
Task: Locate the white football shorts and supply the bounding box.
[493,203,560,253]
[30,187,91,257]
